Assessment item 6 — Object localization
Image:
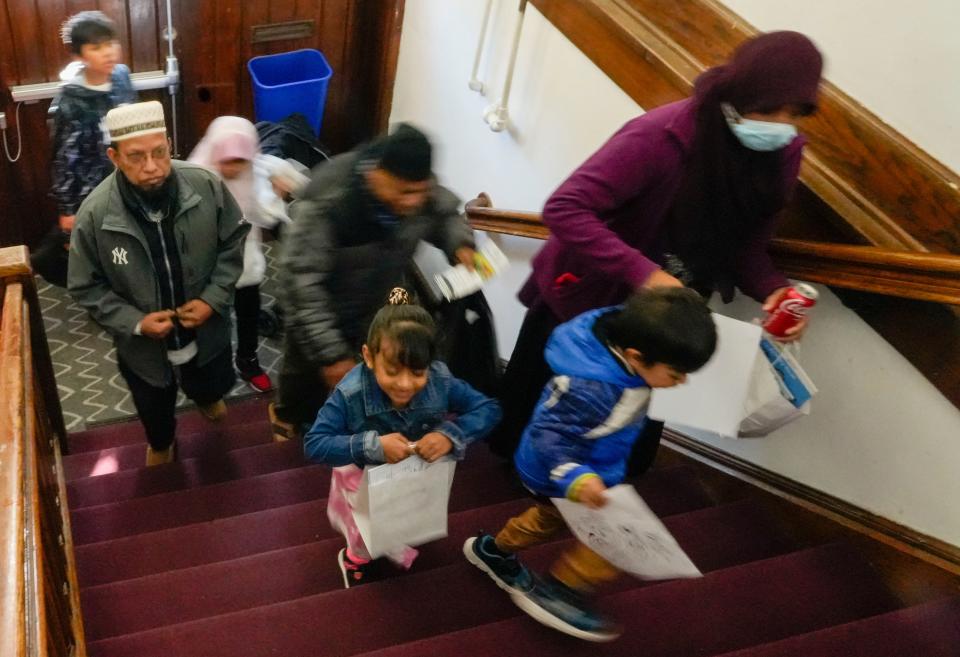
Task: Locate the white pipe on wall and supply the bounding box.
[164,0,180,155]
[468,0,495,93]
[483,0,527,132]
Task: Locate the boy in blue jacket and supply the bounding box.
[465,287,717,641]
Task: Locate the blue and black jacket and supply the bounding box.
[51,65,136,215]
[514,306,654,499]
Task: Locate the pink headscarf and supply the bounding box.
[188,116,260,222]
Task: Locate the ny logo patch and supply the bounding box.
[112,247,129,265]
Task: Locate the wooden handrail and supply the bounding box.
[0,246,84,657]
[1,278,27,657]
[464,200,960,306]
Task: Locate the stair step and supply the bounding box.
[82,498,790,641]
[711,596,960,657]
[75,465,710,588]
[67,396,271,454]
[71,464,330,544]
[86,543,898,657]
[67,441,505,509]
[67,440,308,508]
[63,419,273,481]
[353,544,901,657]
[71,459,527,545]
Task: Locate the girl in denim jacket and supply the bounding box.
[303,289,502,587]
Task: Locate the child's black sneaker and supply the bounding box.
[511,574,621,642]
[338,548,377,588]
[463,533,533,593]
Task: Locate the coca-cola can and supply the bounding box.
[763,284,818,338]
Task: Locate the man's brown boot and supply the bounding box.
[145,442,176,466]
[197,399,227,422]
[268,402,298,443]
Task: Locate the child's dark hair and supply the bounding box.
[61,11,117,55]
[604,287,717,373]
[366,288,437,370]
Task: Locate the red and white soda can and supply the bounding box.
[763,284,818,338]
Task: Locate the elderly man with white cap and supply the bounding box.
[68,100,248,465]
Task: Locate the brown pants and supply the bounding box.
[495,502,620,591]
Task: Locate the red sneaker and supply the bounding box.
[237,357,273,393]
[246,371,273,393]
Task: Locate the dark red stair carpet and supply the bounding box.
[67,398,959,656]
[80,499,790,641]
[712,597,960,657]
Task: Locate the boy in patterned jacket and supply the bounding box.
[465,287,717,641]
[36,11,136,286]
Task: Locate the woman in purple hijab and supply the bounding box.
[490,31,824,459]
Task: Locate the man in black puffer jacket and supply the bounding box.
[271,124,476,439]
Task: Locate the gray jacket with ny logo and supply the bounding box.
[68,161,247,387]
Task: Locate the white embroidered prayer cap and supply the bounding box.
[105,101,167,142]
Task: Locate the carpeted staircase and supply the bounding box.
[64,397,960,656]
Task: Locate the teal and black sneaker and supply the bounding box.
[511,574,621,642]
[463,533,534,593]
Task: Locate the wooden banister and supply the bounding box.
[1,280,27,657]
[0,246,84,657]
[464,200,960,306]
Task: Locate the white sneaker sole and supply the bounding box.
[462,537,523,594]
[337,548,351,589]
[509,589,621,643]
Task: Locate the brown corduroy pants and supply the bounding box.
[494,502,620,591]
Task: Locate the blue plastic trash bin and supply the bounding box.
[248,49,333,136]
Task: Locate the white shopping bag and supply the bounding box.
[351,456,456,558]
[738,339,817,437]
[649,314,763,437]
[553,485,702,580]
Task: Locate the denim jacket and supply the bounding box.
[303,361,502,467]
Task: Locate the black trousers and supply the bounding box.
[488,303,562,458]
[274,332,334,430]
[118,347,236,451]
[488,303,664,476]
[31,226,70,288]
[234,284,261,363]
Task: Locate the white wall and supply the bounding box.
[391,1,640,352]
[390,0,960,546]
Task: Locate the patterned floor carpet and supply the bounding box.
[40,245,284,431]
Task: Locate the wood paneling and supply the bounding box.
[0,0,405,248]
[176,0,403,156]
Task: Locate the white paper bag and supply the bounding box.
[553,485,702,580]
[649,314,763,437]
[351,457,456,558]
[738,340,817,437]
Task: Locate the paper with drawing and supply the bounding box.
[554,484,701,580]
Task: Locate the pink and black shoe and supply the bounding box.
[237,357,273,393]
[338,548,379,588]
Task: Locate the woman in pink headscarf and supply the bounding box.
[189,116,307,392]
